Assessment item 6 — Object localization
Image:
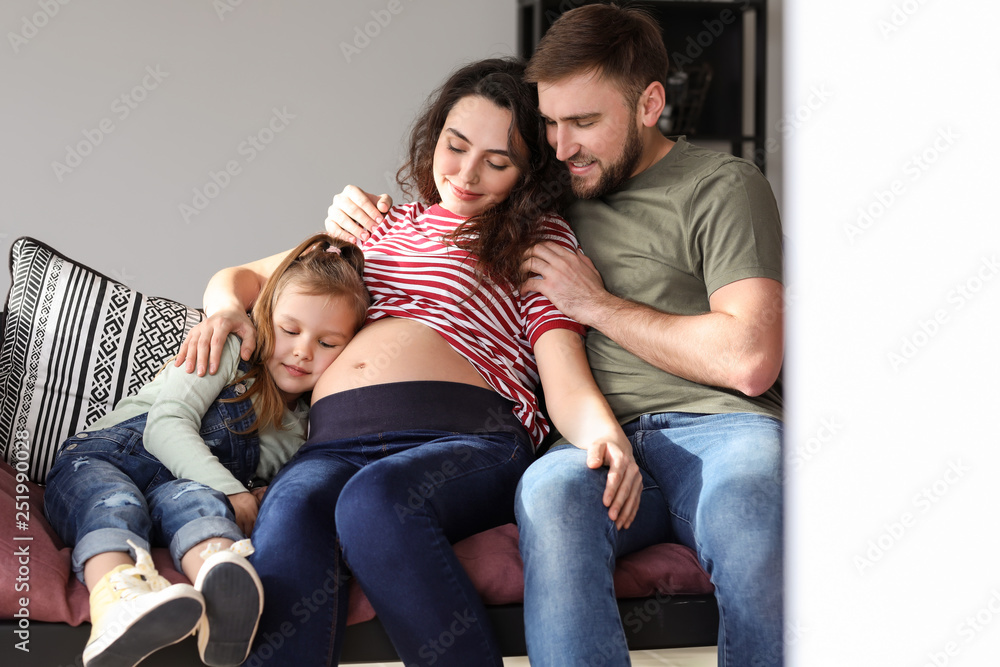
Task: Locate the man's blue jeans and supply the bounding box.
[243,427,531,666]
[515,412,783,667]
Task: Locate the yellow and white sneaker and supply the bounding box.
[83,540,204,667]
[194,539,264,667]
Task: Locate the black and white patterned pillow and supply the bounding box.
[0,237,204,483]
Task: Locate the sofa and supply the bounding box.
[0,236,719,665]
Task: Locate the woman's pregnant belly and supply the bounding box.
[310,317,491,403]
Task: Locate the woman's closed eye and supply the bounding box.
[448,143,509,171]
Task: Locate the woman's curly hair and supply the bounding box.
[396,57,571,290]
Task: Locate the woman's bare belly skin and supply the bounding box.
[311,317,490,404]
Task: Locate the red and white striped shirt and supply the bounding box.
[360,202,586,447]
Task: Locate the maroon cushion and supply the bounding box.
[0,462,712,628]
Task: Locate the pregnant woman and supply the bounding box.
[180,57,642,666]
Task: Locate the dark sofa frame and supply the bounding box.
[1,595,717,665]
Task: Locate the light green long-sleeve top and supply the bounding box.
[86,335,309,496]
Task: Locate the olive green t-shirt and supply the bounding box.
[567,137,783,425]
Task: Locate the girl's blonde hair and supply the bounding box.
[229,233,369,433]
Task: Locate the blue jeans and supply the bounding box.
[515,412,783,667]
[243,427,531,666]
[44,376,258,579]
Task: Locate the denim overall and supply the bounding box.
[44,364,260,580]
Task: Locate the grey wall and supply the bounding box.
[2,0,786,308]
[2,0,520,306]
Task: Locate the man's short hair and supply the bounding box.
[525,2,668,108]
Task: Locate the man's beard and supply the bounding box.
[569,121,643,200]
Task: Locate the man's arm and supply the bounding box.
[175,249,291,375]
[522,242,784,397]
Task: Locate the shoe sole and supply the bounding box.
[196,553,264,667]
[84,593,204,667]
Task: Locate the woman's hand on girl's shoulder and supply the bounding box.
[175,307,256,376]
[326,184,393,245]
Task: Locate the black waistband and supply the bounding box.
[308,381,528,443]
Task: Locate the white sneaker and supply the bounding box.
[83,540,204,667]
[194,540,264,666]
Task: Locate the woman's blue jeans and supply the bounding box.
[243,427,531,666]
[515,412,784,667]
[43,376,258,579]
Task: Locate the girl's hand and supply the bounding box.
[250,485,268,504]
[586,437,643,530]
[227,491,260,536]
[175,307,256,376]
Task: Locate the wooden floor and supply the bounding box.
[360,646,718,666]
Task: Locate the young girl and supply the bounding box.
[182,58,643,666]
[43,234,369,667]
